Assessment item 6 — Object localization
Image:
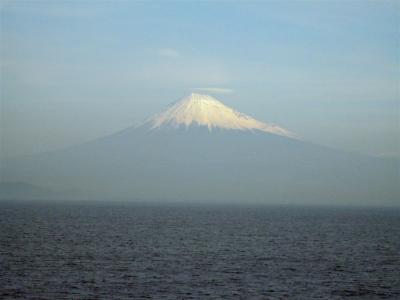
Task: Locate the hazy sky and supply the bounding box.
[1,1,399,158]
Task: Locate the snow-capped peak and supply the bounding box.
[146,93,297,138]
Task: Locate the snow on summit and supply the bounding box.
[146,93,297,138]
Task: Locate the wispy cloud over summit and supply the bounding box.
[193,87,234,94]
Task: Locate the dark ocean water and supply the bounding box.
[0,202,399,299]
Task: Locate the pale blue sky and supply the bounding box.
[1,1,399,157]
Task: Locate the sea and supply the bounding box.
[1,201,399,299]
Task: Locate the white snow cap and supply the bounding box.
[147,93,297,138]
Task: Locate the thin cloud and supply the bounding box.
[193,88,234,94]
[157,48,180,58]
[1,2,104,19]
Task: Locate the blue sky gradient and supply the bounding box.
[1,1,399,157]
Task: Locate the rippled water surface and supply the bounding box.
[1,202,399,299]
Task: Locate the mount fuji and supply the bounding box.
[146,93,296,138]
[1,93,399,205]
